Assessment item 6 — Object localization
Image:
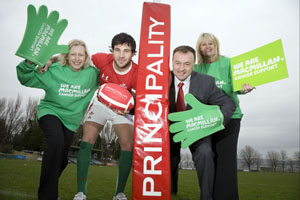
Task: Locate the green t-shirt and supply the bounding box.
[194,56,243,119]
[17,61,99,131]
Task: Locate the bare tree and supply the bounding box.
[0,98,8,144]
[0,95,23,145]
[288,158,294,173]
[253,150,262,171]
[294,151,300,162]
[100,120,117,145]
[267,151,280,172]
[186,153,193,169]
[293,151,300,170]
[239,145,256,171]
[99,120,118,161]
[0,98,7,117]
[0,97,9,145]
[23,97,39,130]
[279,150,288,172]
[5,95,23,134]
[180,153,191,169]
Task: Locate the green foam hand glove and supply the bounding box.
[168,93,225,148]
[15,4,68,66]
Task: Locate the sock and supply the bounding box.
[115,151,133,195]
[77,141,93,195]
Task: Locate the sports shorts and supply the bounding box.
[84,91,134,126]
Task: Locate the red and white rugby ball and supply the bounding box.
[97,83,134,112]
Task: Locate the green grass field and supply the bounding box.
[0,159,299,200]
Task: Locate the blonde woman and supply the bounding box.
[16,39,99,200]
[194,33,255,200]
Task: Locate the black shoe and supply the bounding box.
[171,192,177,196]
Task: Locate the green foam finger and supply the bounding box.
[168,112,181,121]
[16,4,69,66]
[37,5,48,19]
[56,19,68,32]
[185,93,215,110]
[27,4,37,20]
[173,131,188,143]
[48,10,59,23]
[169,121,185,133]
[181,137,196,149]
[184,93,201,108]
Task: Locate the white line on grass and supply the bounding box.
[0,189,36,199]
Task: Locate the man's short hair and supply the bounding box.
[111,32,136,53]
[173,45,196,62]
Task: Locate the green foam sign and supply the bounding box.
[231,39,288,91]
[16,4,68,66]
[168,93,224,149]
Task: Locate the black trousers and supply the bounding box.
[190,137,214,200]
[38,115,74,200]
[170,134,214,200]
[170,132,181,195]
[212,118,241,200]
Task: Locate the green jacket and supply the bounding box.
[17,61,99,131]
[194,56,243,119]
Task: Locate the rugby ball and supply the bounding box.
[97,83,134,112]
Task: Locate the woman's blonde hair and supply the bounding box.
[58,39,90,68]
[196,33,220,65]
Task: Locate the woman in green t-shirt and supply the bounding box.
[16,39,99,200]
[194,33,255,200]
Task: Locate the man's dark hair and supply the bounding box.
[111,32,136,53]
[173,45,196,62]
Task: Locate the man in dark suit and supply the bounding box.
[169,45,236,200]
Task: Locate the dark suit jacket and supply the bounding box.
[169,71,236,156]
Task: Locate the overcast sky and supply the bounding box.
[0,0,299,157]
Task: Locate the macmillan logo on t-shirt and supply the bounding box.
[58,83,90,97]
[215,80,226,89]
